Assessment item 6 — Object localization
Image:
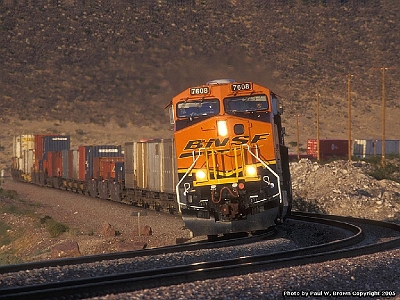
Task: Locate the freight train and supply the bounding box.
[11,79,292,238]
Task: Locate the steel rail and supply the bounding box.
[0,213,374,300]
[0,228,276,274]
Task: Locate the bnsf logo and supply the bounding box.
[183,133,270,150]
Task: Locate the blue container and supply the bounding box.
[44,136,70,153]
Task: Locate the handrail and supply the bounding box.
[175,144,283,212]
[175,148,203,213]
[242,144,282,203]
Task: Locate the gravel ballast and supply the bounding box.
[1,158,400,299]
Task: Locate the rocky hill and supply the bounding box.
[0,0,399,170]
[291,159,400,222]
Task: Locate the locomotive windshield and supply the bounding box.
[176,99,220,118]
[224,95,268,113]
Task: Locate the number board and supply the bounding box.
[231,82,253,92]
[190,87,210,95]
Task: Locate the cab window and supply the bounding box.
[176,99,220,118]
[224,95,268,113]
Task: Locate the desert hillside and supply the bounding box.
[0,0,399,171]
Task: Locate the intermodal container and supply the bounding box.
[157,139,177,193]
[162,139,177,193]
[13,135,35,158]
[124,141,148,189]
[93,157,124,179]
[44,135,70,153]
[79,145,122,180]
[78,146,86,181]
[353,139,400,158]
[319,139,348,159]
[22,149,35,175]
[126,139,177,193]
[102,158,124,180]
[306,139,318,157]
[35,135,70,169]
[307,139,348,160]
[135,142,148,189]
[68,150,79,180]
[147,140,162,192]
[62,149,69,178]
[124,142,135,188]
[47,151,63,177]
[115,162,124,182]
[13,135,35,172]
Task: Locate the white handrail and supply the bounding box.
[175,148,204,213]
[242,144,282,203]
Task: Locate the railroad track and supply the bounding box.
[0,212,399,300]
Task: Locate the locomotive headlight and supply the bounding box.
[245,165,258,177]
[217,120,228,137]
[196,170,208,182]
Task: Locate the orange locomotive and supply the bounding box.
[168,79,292,237]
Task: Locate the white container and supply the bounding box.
[13,135,35,172]
[353,139,399,158]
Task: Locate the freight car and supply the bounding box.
[11,136,177,212]
[168,79,292,237]
[11,79,292,238]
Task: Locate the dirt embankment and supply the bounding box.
[0,159,399,264]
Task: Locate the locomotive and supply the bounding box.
[169,79,292,237]
[11,79,292,238]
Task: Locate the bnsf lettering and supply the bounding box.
[184,138,230,150]
[250,133,270,143]
[231,135,249,145]
[51,137,68,141]
[184,140,204,150]
[205,138,229,148]
[182,133,270,151]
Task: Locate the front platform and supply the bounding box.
[182,207,279,236]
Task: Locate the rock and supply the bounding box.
[51,241,81,259]
[176,237,191,244]
[132,225,152,236]
[101,222,117,237]
[116,241,147,252]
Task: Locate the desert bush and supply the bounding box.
[40,215,69,238]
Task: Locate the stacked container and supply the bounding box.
[68,150,79,180]
[78,145,123,180]
[35,135,70,172]
[124,142,135,188]
[114,161,124,182]
[124,139,177,193]
[46,151,63,177]
[62,149,69,178]
[307,139,348,160]
[353,139,400,158]
[12,135,35,174]
[93,157,124,179]
[35,135,70,161]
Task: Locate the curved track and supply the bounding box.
[0,213,399,300]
